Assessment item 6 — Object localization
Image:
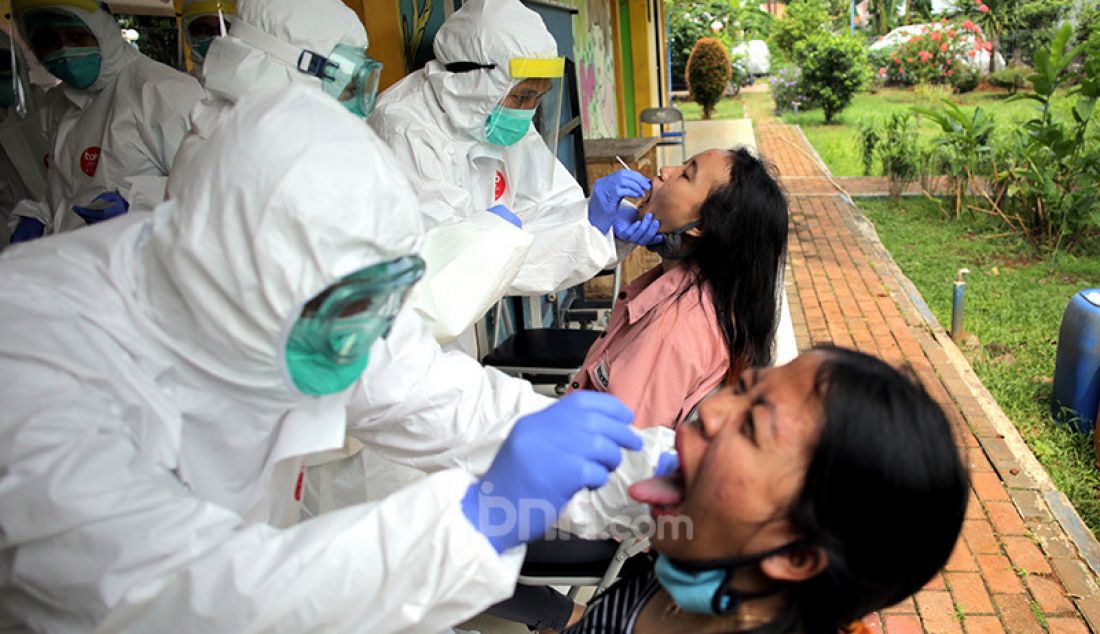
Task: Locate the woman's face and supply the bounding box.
[649,351,827,563]
[636,149,731,233]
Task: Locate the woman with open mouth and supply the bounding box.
[563,347,969,633]
[570,147,788,430]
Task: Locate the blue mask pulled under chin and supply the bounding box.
[653,540,804,615]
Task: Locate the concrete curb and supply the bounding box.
[843,197,1100,630]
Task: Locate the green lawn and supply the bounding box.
[674,96,745,121]
[776,87,1077,177]
[861,197,1100,537]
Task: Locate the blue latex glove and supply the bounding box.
[463,391,643,553]
[487,204,522,228]
[72,191,129,225]
[613,209,664,246]
[655,452,679,477]
[587,170,650,234]
[10,217,46,244]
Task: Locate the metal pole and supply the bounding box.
[850,0,856,34]
[951,268,970,340]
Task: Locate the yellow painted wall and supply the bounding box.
[627,0,667,137]
[343,0,406,91]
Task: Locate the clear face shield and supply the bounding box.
[14,3,102,90]
[228,18,382,119]
[1,44,30,117]
[181,1,235,62]
[484,56,564,181]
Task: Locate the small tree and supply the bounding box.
[769,0,830,63]
[797,33,868,123]
[686,37,732,119]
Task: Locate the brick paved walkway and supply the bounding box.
[759,122,1100,633]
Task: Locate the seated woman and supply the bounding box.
[561,346,969,633]
[571,147,788,429]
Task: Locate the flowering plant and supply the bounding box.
[768,65,810,114]
[883,20,986,86]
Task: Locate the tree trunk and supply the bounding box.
[989,40,997,74]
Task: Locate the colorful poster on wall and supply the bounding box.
[570,0,619,138]
[400,0,461,72]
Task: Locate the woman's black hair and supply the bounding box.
[765,347,970,634]
[685,147,788,373]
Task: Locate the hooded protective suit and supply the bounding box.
[370,0,616,306]
[0,30,49,246]
[10,1,202,232]
[180,0,234,79]
[168,0,527,344]
[0,87,567,633]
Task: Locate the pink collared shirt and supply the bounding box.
[570,263,730,428]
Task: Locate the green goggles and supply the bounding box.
[301,43,382,118]
[289,255,425,364]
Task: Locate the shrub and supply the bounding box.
[951,64,980,92]
[858,119,880,176]
[768,65,809,114]
[983,24,1100,251]
[686,37,732,119]
[878,113,921,199]
[797,32,868,123]
[886,21,972,86]
[913,100,996,217]
[769,0,829,64]
[987,65,1031,93]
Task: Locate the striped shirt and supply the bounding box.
[562,557,661,633]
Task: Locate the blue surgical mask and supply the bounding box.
[645,219,701,260]
[654,541,803,615]
[485,105,535,146]
[191,36,214,58]
[42,47,101,89]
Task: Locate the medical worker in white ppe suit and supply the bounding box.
[179,0,234,80]
[0,30,50,246]
[0,86,673,633]
[168,0,522,345]
[370,0,663,349]
[7,0,202,241]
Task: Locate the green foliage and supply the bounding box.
[983,22,1100,251]
[987,65,1032,93]
[686,37,733,119]
[115,14,179,68]
[768,0,830,64]
[1006,0,1072,64]
[797,33,868,123]
[877,112,921,198]
[951,64,980,92]
[666,0,775,90]
[858,118,880,176]
[913,100,997,216]
[1072,1,1099,50]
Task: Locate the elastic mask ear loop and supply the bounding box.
[217,9,227,36]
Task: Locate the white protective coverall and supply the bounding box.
[168,0,529,344]
[369,0,616,307]
[0,31,49,246]
[0,87,564,633]
[10,2,203,234]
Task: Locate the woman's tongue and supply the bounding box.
[629,473,684,507]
